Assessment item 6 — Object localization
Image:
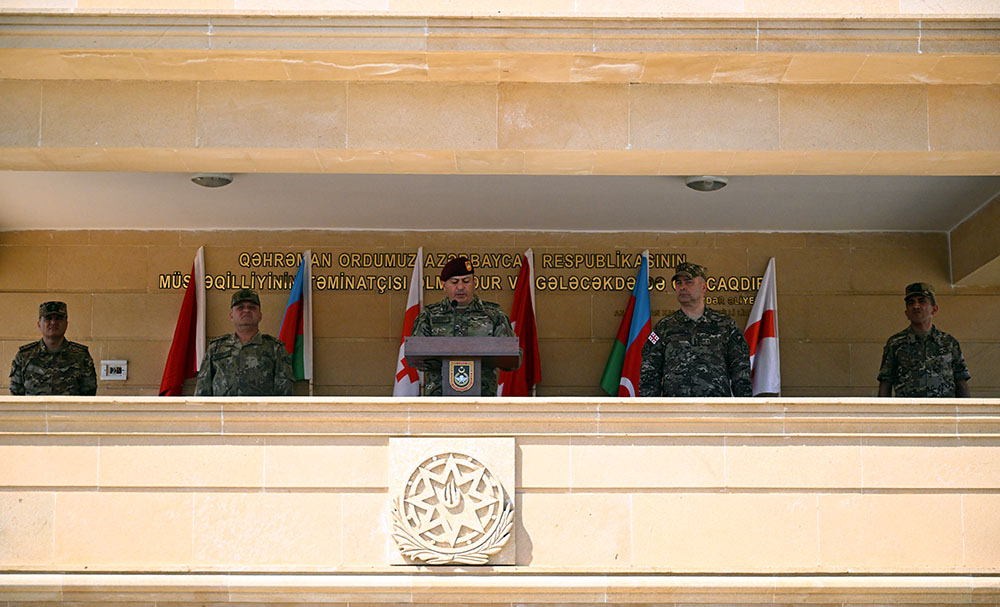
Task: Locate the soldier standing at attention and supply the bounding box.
[877,282,971,397]
[411,256,518,396]
[638,262,752,397]
[9,301,98,396]
[195,289,294,396]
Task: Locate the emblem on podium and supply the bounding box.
[391,451,514,565]
[447,360,475,392]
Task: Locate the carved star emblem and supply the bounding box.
[403,454,502,548]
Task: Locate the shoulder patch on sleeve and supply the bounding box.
[266,334,288,349]
[647,332,659,345]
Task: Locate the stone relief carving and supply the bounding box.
[391,452,514,565]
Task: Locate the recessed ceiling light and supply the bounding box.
[191,173,234,188]
[685,175,728,192]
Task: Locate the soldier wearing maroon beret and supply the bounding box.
[411,256,519,396]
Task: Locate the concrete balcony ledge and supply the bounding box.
[2,396,997,588]
[1,572,999,603]
[1,13,998,55]
[1,396,998,437]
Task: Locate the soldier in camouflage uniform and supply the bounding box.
[195,289,294,396]
[877,282,971,397]
[9,301,97,396]
[411,257,518,396]
[638,262,752,397]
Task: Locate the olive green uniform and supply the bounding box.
[194,332,294,396]
[9,339,98,396]
[877,326,970,397]
[411,296,516,396]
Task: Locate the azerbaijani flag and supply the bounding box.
[278,250,312,381]
[600,250,651,397]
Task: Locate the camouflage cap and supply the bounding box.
[672,261,708,282]
[231,288,261,308]
[904,282,935,303]
[441,256,474,282]
[38,301,68,318]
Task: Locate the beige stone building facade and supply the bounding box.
[1,0,999,604]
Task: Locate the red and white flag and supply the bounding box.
[497,248,541,397]
[744,257,780,396]
[393,248,423,396]
[159,246,206,396]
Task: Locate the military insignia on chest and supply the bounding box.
[448,360,475,392]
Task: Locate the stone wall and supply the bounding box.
[0,0,996,17]
[1,397,998,603]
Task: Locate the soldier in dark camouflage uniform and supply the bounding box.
[411,257,518,396]
[877,282,971,397]
[638,262,752,397]
[195,289,294,396]
[9,301,97,396]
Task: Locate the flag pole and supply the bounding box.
[305,248,313,396]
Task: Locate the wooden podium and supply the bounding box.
[404,336,520,396]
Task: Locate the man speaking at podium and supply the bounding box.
[412,257,518,396]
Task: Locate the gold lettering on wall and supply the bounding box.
[157,250,763,298]
[238,251,334,268]
[540,252,685,269]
